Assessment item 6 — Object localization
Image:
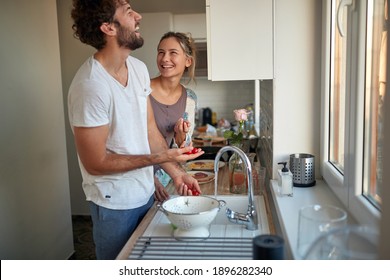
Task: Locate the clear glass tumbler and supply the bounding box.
[304,225,379,260]
[297,204,347,259]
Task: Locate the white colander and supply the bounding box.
[157,196,226,240]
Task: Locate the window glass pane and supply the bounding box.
[329,0,347,173]
[363,0,387,208]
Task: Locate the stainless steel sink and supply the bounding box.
[145,195,268,237]
[213,195,265,227]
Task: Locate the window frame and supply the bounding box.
[320,0,381,227]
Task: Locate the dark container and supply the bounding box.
[202,107,212,125]
[253,234,285,260]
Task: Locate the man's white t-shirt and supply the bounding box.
[68,56,154,210]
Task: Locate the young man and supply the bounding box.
[68,0,203,259]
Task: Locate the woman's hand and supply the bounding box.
[174,118,191,147]
[154,176,169,202]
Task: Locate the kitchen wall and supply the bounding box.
[186,78,255,122]
[57,0,95,215]
[0,0,73,259]
[272,0,322,179]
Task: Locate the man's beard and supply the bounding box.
[116,24,144,50]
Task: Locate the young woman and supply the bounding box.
[149,32,198,201]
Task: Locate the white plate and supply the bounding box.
[186,160,225,171]
[187,171,215,184]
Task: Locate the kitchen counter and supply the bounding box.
[116,162,272,260]
[269,179,356,259]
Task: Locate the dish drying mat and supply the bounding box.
[128,236,253,260]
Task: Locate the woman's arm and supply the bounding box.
[147,97,203,195]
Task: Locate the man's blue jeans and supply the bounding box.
[89,196,154,260]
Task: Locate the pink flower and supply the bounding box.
[224,109,248,143]
[234,109,248,122]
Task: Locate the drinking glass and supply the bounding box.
[304,225,378,260]
[297,204,347,259]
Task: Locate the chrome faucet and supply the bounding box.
[214,146,258,230]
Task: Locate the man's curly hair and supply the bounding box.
[71,0,128,50]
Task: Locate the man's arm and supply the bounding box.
[73,124,166,175]
[72,100,203,176]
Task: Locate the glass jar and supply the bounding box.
[228,144,247,194]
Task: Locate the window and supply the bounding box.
[363,0,387,208]
[321,0,387,226]
[329,0,347,174]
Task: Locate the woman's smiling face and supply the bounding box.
[156,37,192,78]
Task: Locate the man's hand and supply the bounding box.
[173,173,202,196]
[167,146,204,162]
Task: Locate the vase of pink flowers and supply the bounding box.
[224,109,249,194]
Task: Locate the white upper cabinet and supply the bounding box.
[173,14,207,42]
[206,0,274,81]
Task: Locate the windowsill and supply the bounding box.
[269,179,355,260]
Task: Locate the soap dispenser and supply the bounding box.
[277,162,293,197]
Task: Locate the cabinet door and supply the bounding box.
[173,14,207,41]
[206,0,273,81]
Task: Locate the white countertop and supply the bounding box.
[269,179,352,259]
